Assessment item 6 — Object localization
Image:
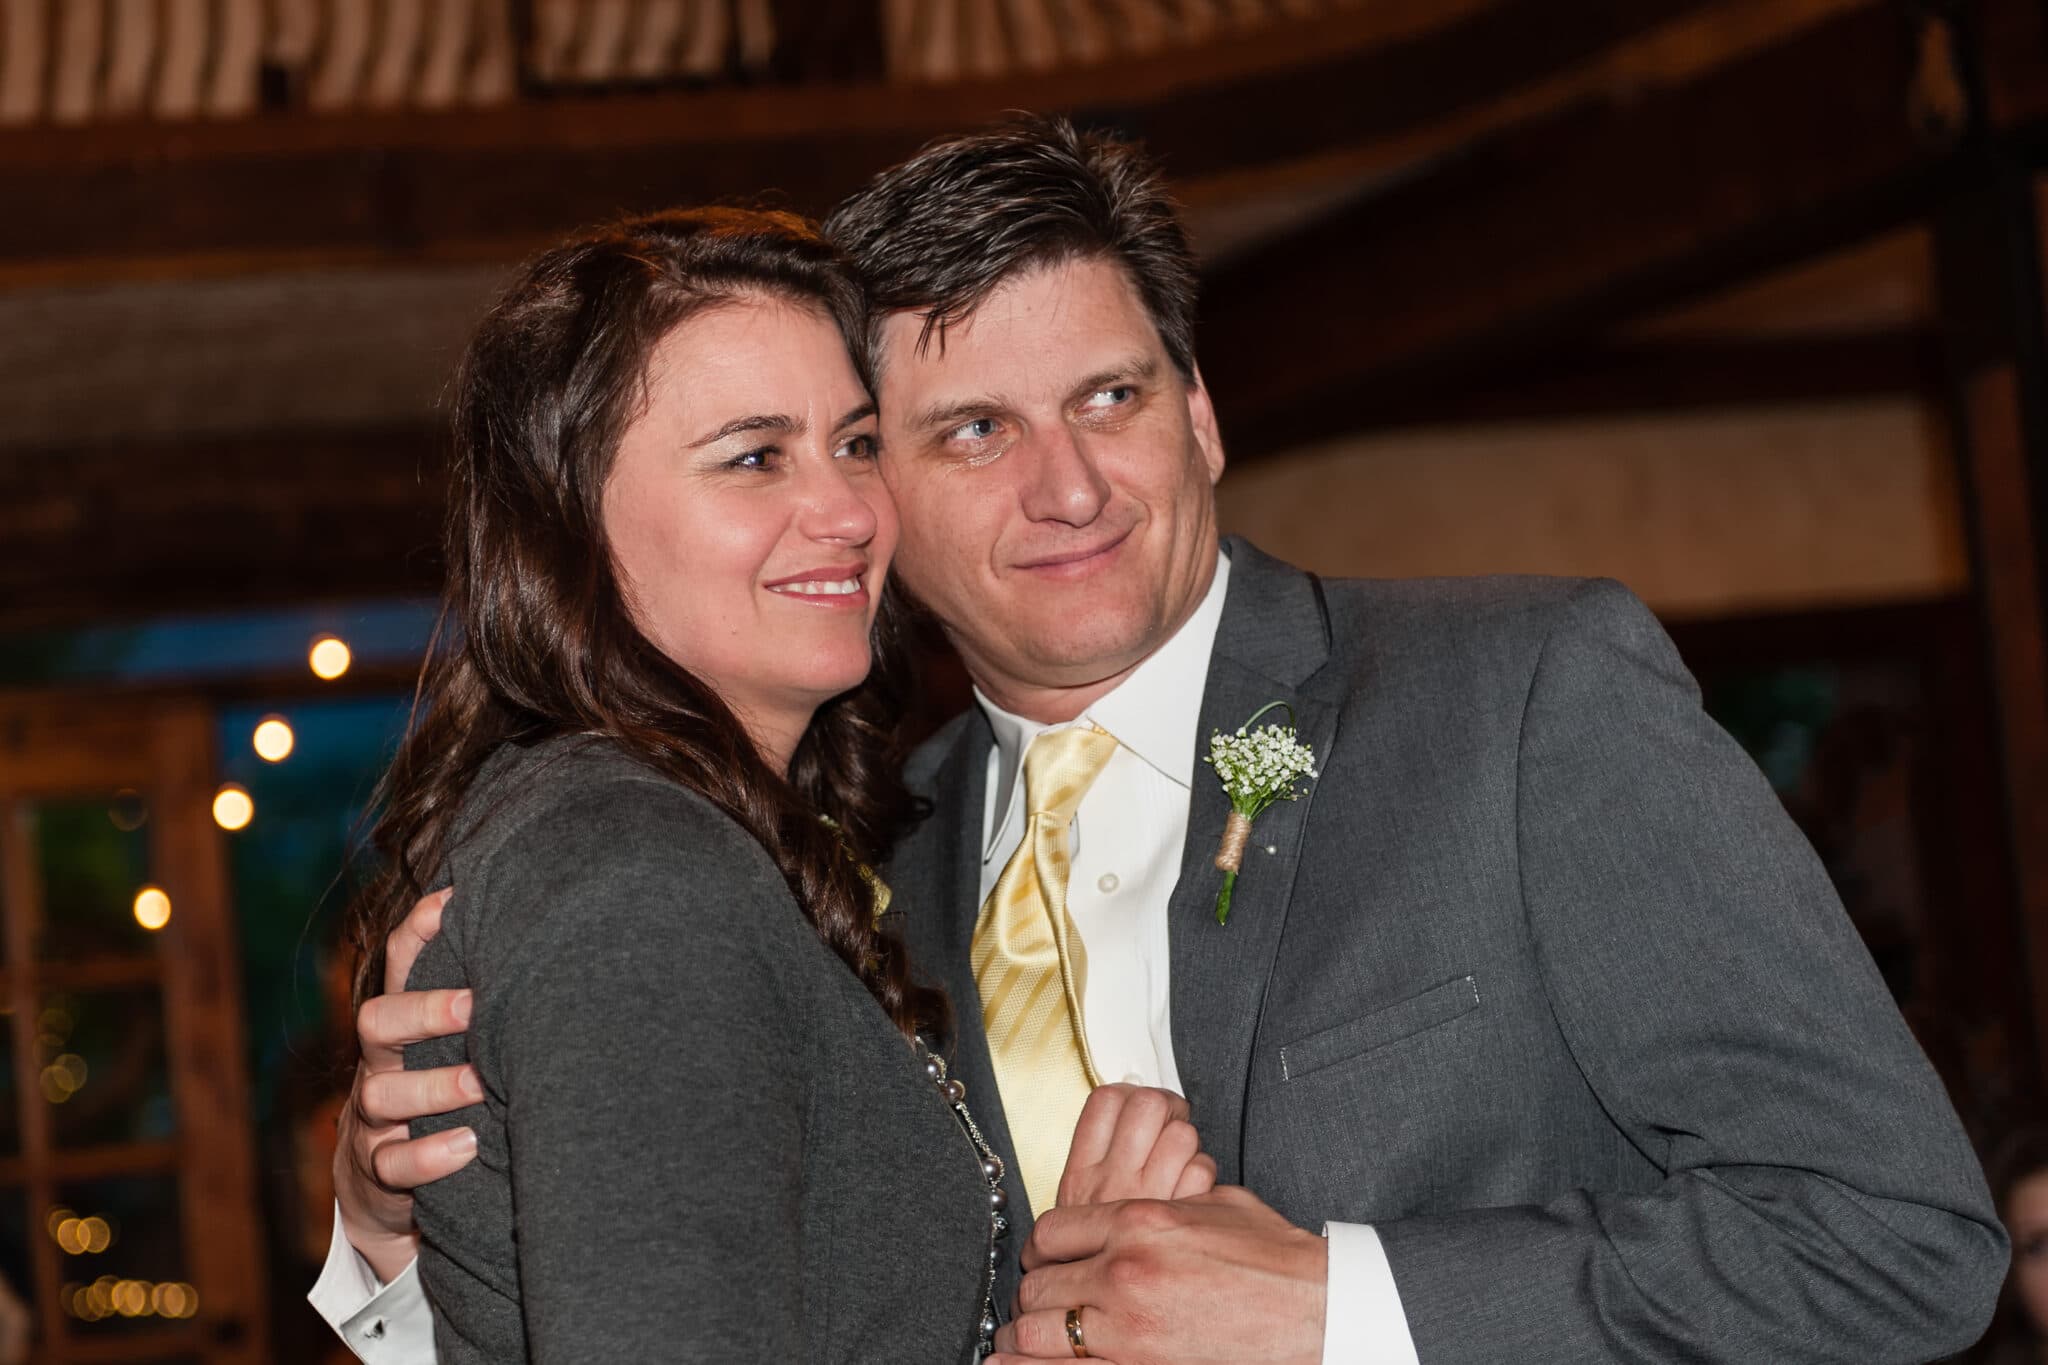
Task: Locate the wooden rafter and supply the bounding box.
[0,327,1950,634]
[0,0,1792,282]
[0,429,445,632]
[1197,1,1995,458]
[7,0,2046,628]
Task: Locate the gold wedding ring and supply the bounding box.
[1065,1306,1089,1358]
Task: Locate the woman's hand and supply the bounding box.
[1056,1084,1217,1207]
[333,887,482,1282]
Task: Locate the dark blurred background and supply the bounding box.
[5,1,2048,1360]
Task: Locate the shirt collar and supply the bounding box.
[975,549,1232,858]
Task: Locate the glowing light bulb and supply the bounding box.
[212,785,254,831]
[252,717,294,762]
[132,886,171,931]
[309,635,351,680]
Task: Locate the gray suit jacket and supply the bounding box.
[405,737,991,1363]
[895,537,2005,1363]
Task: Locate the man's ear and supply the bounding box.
[1186,363,1227,485]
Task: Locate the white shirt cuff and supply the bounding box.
[307,1202,438,1363]
[1320,1222,1421,1365]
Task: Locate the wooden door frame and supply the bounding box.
[0,694,267,1365]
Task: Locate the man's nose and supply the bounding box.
[1018,424,1110,526]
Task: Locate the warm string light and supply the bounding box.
[308,635,351,680]
[37,1006,70,1048]
[48,1211,113,1256]
[39,1053,87,1104]
[252,716,294,762]
[62,1276,196,1322]
[211,785,253,832]
[131,886,171,932]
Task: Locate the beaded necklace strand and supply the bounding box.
[916,1038,1010,1357]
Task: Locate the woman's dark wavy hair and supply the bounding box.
[345,206,950,1044]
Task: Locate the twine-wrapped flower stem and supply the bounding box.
[1205,701,1318,926]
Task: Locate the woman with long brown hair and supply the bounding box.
[341,207,1004,1362]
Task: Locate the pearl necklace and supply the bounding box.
[917,1038,1010,1358]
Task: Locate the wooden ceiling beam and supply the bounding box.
[1198,1,1989,459]
[0,0,1735,280]
[1984,0,2048,131]
[1341,331,1942,432]
[0,327,1939,634]
[0,429,445,633]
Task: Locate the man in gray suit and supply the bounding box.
[316,118,2005,1363]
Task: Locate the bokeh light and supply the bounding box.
[132,885,171,931]
[52,1214,113,1256]
[308,635,351,680]
[111,1279,147,1317]
[252,716,295,762]
[106,789,147,832]
[39,1053,86,1104]
[211,785,254,831]
[152,1281,196,1318]
[64,1277,195,1322]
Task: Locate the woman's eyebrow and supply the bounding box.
[688,413,800,447]
[831,401,877,432]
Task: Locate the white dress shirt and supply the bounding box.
[310,548,1419,1365]
[974,551,1417,1365]
[307,1205,434,1362]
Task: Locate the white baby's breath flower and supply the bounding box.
[1202,704,1317,925]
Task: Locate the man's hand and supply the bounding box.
[333,887,481,1282]
[1057,1084,1216,1207]
[990,1186,1328,1365]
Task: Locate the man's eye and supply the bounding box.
[1085,386,1134,409]
[950,417,1000,441]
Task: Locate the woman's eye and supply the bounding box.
[838,433,880,461]
[728,446,774,470]
[950,417,1000,442]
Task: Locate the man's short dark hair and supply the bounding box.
[824,114,1200,380]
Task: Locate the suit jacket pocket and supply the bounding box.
[1273,974,1480,1085]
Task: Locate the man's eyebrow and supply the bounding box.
[1069,355,1159,402]
[907,395,1007,435]
[687,413,802,448]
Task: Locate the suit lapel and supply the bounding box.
[1168,539,1339,1184]
[896,713,1038,1300]
[899,539,1335,1295]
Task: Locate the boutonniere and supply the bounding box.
[1203,701,1317,926]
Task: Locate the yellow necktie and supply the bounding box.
[974,723,1119,1217]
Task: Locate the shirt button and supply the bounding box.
[365,1320,386,1340]
[1096,873,1120,894]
